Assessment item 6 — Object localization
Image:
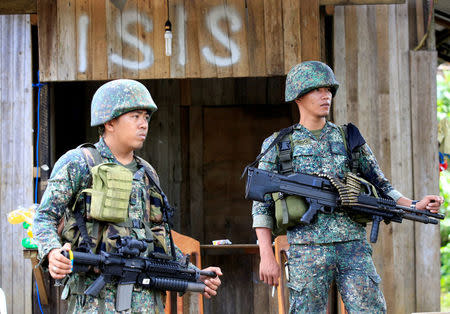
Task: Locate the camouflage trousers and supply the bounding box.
[64,274,165,313]
[287,240,386,314]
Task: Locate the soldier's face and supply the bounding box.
[296,87,332,118]
[109,110,150,150]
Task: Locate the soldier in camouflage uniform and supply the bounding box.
[34,79,222,313]
[252,61,443,313]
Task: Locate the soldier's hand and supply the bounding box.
[416,195,444,213]
[48,243,72,280]
[200,266,222,298]
[259,254,280,286]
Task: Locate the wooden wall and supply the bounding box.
[0,15,33,314]
[36,0,320,81]
[333,2,440,312]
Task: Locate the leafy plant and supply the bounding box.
[439,67,450,311]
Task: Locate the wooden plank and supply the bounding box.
[12,15,32,314]
[263,0,284,75]
[415,0,425,42]
[167,80,182,230]
[300,0,321,61]
[0,15,33,314]
[197,0,219,78]
[76,0,91,80]
[151,0,170,78]
[137,0,155,79]
[332,5,347,124]
[37,0,58,81]
[356,5,378,143]
[0,0,36,14]
[23,251,48,305]
[344,6,358,123]
[282,0,302,73]
[373,4,390,172]
[91,0,108,80]
[210,0,233,78]
[391,4,415,312]
[410,51,440,312]
[246,0,266,76]
[320,0,405,4]
[170,0,187,78]
[227,0,249,77]
[57,0,76,80]
[380,6,399,311]
[190,105,204,241]
[204,254,257,313]
[185,0,201,77]
[120,0,139,78]
[252,255,271,313]
[12,16,24,311]
[22,15,33,313]
[245,77,267,104]
[1,15,14,313]
[106,0,123,79]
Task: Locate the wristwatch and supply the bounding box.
[411,200,418,209]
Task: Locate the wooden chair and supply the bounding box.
[274,235,290,314]
[274,235,347,314]
[165,230,203,314]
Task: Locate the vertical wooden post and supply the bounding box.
[0,14,33,314]
[189,104,204,242]
[300,0,321,61]
[410,50,440,312]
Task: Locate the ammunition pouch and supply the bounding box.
[81,162,133,223]
[272,193,308,236]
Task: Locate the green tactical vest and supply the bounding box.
[60,144,169,255]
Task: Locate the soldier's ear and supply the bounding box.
[104,120,115,133]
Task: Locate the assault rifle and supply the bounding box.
[245,167,444,243]
[60,235,216,312]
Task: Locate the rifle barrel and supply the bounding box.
[396,205,444,219]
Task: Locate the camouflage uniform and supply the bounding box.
[252,121,401,313]
[34,80,182,313]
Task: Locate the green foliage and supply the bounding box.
[440,172,450,246]
[437,70,450,122]
[440,68,450,310]
[442,290,450,312]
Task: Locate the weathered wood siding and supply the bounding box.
[0,15,33,314]
[37,0,321,81]
[333,3,440,312]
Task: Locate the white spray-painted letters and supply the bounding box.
[109,11,154,70]
[78,14,89,73]
[77,4,242,72]
[201,5,241,67]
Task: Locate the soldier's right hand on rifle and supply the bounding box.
[48,243,72,280]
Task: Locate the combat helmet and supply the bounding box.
[91,79,158,127]
[285,61,339,102]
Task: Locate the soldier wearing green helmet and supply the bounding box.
[34,79,222,313]
[251,61,443,313]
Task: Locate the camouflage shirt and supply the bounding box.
[252,121,403,244]
[33,137,183,312]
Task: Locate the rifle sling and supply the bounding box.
[241,125,295,178]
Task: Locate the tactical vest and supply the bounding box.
[60,143,172,257]
[60,144,172,312]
